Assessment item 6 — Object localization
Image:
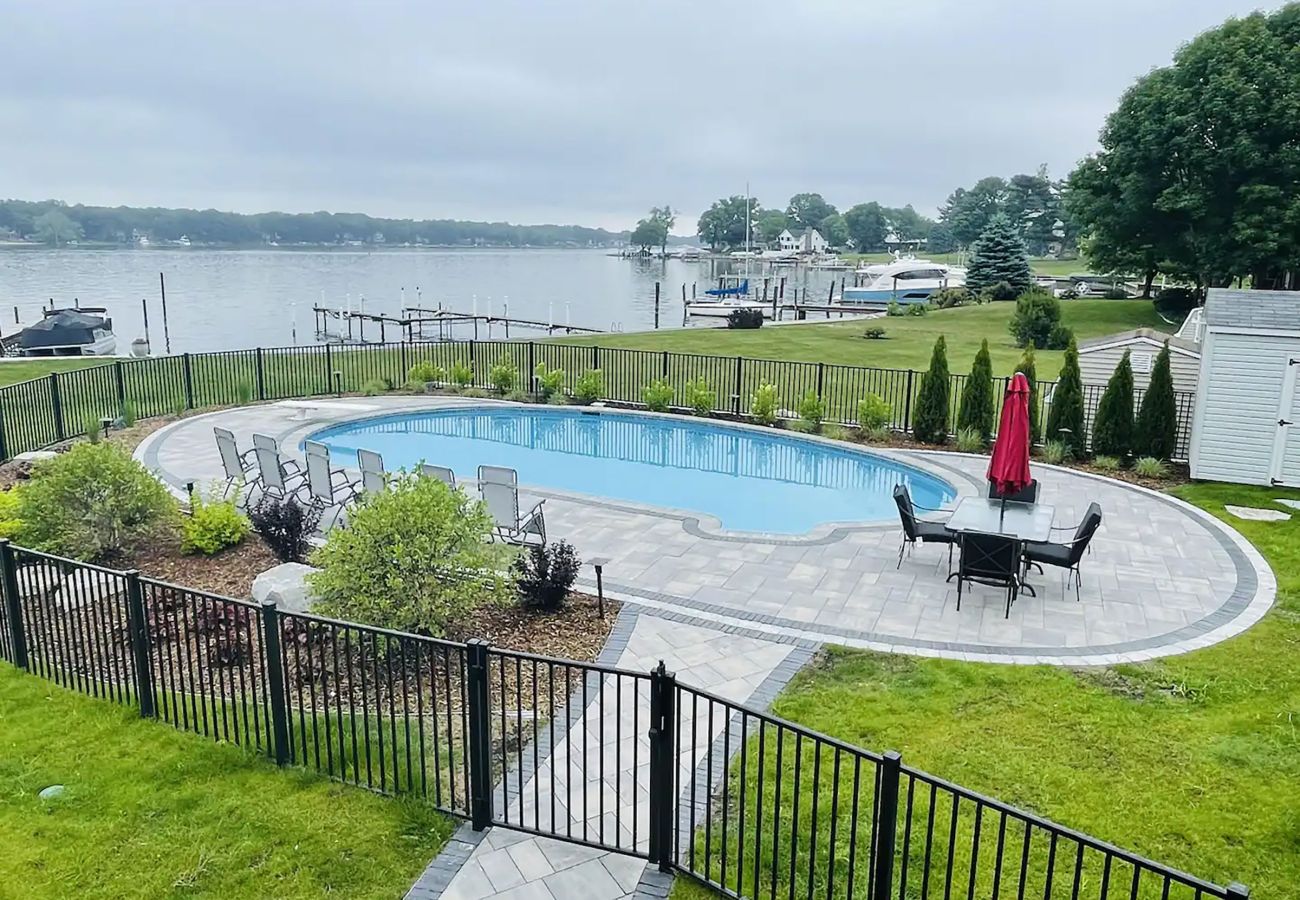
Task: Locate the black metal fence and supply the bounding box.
[0,340,1196,462]
[0,542,1243,899]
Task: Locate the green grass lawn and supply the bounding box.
[0,667,454,899]
[672,481,1300,899]
[567,299,1167,378]
[0,358,106,387]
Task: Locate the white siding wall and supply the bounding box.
[1078,342,1200,393]
[1191,331,1296,484]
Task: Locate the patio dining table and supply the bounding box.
[945,497,1056,596]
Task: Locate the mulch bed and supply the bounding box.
[120,531,282,598]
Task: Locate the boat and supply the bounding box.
[841,259,965,306]
[12,308,117,357]
[809,256,851,270]
[686,275,771,318]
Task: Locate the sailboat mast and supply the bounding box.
[744,182,751,254]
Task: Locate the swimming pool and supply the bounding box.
[308,407,956,534]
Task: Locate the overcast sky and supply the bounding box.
[0,1,1280,232]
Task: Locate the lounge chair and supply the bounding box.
[300,440,359,528]
[987,478,1040,503]
[479,476,546,546]
[420,464,458,489]
[893,484,956,570]
[357,449,386,494]
[478,465,517,486]
[214,427,256,500]
[250,433,306,503]
[1022,502,1103,602]
[956,532,1023,618]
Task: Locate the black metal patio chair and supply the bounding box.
[1022,502,1103,602]
[955,531,1023,618]
[987,478,1040,504]
[893,484,957,570]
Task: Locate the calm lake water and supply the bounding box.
[0,248,846,353]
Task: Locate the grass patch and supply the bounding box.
[0,358,106,387]
[0,666,454,898]
[673,482,1300,898]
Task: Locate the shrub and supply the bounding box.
[514,541,581,611]
[862,424,891,443]
[822,424,850,441]
[1133,456,1168,478]
[573,369,604,405]
[462,387,490,398]
[1045,338,1086,458]
[929,287,974,309]
[504,388,531,403]
[957,339,995,442]
[1092,455,1121,472]
[796,390,824,430]
[911,336,951,444]
[408,360,445,384]
[18,443,177,561]
[904,302,928,317]
[546,391,569,406]
[0,487,23,540]
[751,383,779,426]
[533,363,565,399]
[986,281,1020,302]
[683,378,715,416]
[863,326,887,339]
[450,359,474,388]
[955,426,985,453]
[360,378,388,396]
[120,400,138,428]
[1102,286,1130,300]
[1047,323,1075,350]
[489,356,519,393]
[886,301,904,317]
[1091,350,1135,458]
[84,416,102,444]
[308,474,513,636]
[965,212,1033,295]
[235,379,254,405]
[181,491,251,556]
[642,379,674,412]
[788,420,817,434]
[726,308,764,329]
[1154,287,1198,316]
[170,398,187,418]
[1135,342,1178,460]
[1041,439,1069,464]
[1014,346,1041,444]
[248,495,321,563]
[1009,290,1061,349]
[857,393,892,430]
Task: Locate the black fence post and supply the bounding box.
[0,540,28,670]
[260,600,290,765]
[0,396,8,462]
[733,356,743,415]
[872,751,902,899]
[182,353,195,409]
[124,570,155,718]
[661,350,669,378]
[113,360,127,410]
[466,638,494,830]
[400,342,409,383]
[324,343,334,395]
[255,348,267,401]
[528,342,536,388]
[902,370,915,432]
[816,362,825,400]
[592,345,599,371]
[49,373,66,442]
[648,660,677,872]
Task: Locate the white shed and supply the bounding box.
[1077,328,1201,393]
[1189,288,1300,486]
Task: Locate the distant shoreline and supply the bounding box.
[0,243,630,252]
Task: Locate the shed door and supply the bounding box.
[1271,357,1300,486]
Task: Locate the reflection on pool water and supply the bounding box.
[308,407,956,534]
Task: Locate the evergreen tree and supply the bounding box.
[1045,338,1087,457]
[965,212,1033,296]
[912,336,951,444]
[1091,350,1135,458]
[1014,345,1041,444]
[957,339,995,442]
[1134,342,1178,459]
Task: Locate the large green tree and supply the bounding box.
[1090,351,1136,458]
[938,177,1009,248]
[911,337,951,444]
[844,202,888,252]
[964,213,1033,295]
[1134,342,1178,459]
[957,339,996,442]
[785,193,837,230]
[32,209,83,246]
[648,205,675,255]
[697,195,755,251]
[630,218,666,252]
[1045,339,1087,458]
[755,210,788,246]
[819,213,848,248]
[1067,5,1300,289]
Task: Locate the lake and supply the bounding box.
[0,248,847,353]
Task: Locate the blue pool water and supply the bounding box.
[309,407,955,534]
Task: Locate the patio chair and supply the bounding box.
[480,478,546,546]
[478,464,517,486]
[420,464,458,489]
[357,449,386,494]
[893,484,957,570]
[213,426,256,500]
[1022,502,1103,602]
[955,531,1023,618]
[250,433,306,503]
[987,478,1039,503]
[299,440,359,529]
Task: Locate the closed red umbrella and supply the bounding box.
[988,372,1033,498]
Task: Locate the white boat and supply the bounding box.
[13,308,117,357]
[842,259,965,305]
[810,256,851,270]
[685,275,771,318]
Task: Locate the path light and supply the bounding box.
[589,557,609,619]
[333,371,343,397]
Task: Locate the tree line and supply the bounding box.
[0,199,626,248]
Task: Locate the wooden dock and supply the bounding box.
[311,305,606,344]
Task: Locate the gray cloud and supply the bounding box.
[0,0,1280,230]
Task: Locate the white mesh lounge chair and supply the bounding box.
[213,427,256,500]
[479,478,545,546]
[357,448,386,494]
[249,433,306,503]
[477,465,517,486]
[420,464,457,489]
[300,440,359,528]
